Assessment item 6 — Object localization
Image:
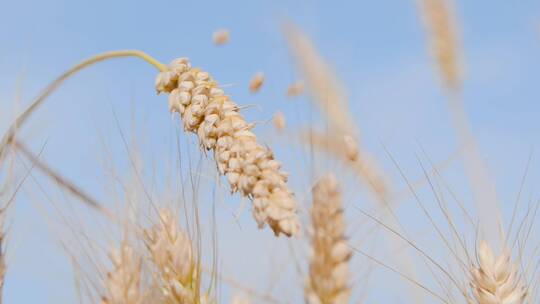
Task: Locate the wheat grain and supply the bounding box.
[271,112,285,133]
[248,72,264,93]
[285,81,304,98]
[305,174,351,304]
[342,135,358,162]
[470,240,526,304]
[155,58,300,237]
[212,30,230,46]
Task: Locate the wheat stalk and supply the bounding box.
[470,240,527,304]
[12,140,112,218]
[155,58,300,237]
[0,214,5,304]
[305,174,351,304]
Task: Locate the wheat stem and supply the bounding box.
[0,50,166,162]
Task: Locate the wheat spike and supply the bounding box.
[470,241,527,304]
[284,24,355,136]
[155,58,300,237]
[305,174,351,304]
[144,208,208,304]
[101,242,144,304]
[419,0,461,91]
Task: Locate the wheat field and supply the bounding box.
[0,0,539,303]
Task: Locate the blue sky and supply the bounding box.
[1,0,540,303]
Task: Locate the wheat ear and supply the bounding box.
[155,58,300,237]
[101,241,144,304]
[305,174,351,304]
[0,49,298,237]
[144,208,210,304]
[470,240,527,304]
[419,0,502,248]
[419,0,461,91]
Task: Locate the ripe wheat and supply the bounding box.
[469,241,527,304]
[144,208,209,304]
[101,242,144,304]
[305,174,351,304]
[155,58,300,237]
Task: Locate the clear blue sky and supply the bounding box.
[1,0,540,303]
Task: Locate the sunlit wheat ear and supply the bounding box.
[470,241,527,304]
[101,242,144,304]
[419,0,461,91]
[144,208,210,304]
[305,174,351,304]
[155,58,300,237]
